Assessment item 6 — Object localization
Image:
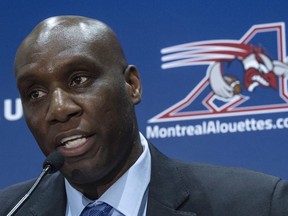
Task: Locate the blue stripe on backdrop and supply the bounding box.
[1,0,288,188]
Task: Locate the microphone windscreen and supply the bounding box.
[42,151,65,174]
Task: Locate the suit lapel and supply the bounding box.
[147,144,197,216]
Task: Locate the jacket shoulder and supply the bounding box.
[148,143,288,215]
[0,178,36,205]
[177,160,288,215]
[0,172,65,215]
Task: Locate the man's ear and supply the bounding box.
[124,65,142,104]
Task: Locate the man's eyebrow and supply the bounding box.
[16,76,40,91]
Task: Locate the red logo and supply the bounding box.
[149,22,288,123]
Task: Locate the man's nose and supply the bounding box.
[45,88,82,124]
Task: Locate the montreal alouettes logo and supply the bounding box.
[149,22,288,123]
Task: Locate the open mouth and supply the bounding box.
[244,68,277,92]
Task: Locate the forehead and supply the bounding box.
[19,22,105,60]
[15,24,115,79]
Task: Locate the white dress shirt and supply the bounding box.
[65,133,151,216]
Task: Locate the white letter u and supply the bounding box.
[4,98,23,121]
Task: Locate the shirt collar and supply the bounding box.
[65,132,151,216]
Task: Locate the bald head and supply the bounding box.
[14,16,127,75]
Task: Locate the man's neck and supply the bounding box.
[67,139,143,200]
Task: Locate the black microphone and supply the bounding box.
[43,151,65,174]
[6,151,65,216]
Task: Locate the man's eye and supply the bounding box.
[70,76,88,87]
[29,89,47,100]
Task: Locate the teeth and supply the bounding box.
[61,135,83,144]
[64,137,87,149]
[60,135,87,149]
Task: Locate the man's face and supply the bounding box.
[15,23,141,186]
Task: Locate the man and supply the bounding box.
[0,15,288,216]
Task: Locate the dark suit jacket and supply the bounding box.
[1,144,288,216]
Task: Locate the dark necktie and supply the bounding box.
[80,202,113,216]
